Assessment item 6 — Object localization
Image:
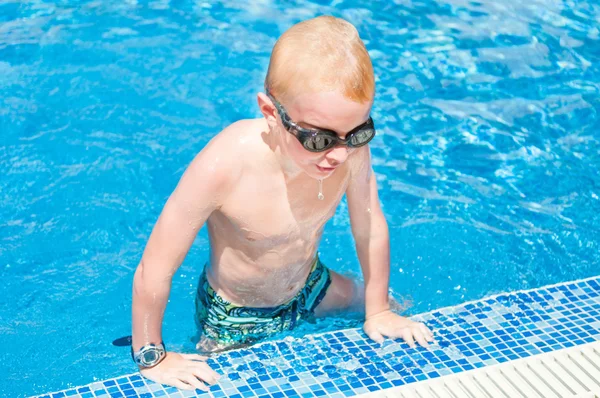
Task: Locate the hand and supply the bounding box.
[364,310,434,348]
[140,352,221,391]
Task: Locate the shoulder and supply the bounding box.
[210,118,269,152]
[183,118,269,191]
[198,118,269,165]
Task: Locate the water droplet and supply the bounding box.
[318,179,324,200]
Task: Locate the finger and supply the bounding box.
[180,373,209,392]
[169,378,196,391]
[401,329,416,348]
[419,323,434,340]
[192,362,221,385]
[180,353,210,361]
[412,328,429,347]
[364,326,385,344]
[385,324,410,341]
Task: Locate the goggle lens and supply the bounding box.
[302,126,375,152]
[305,135,335,151]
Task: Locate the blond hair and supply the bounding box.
[265,16,375,104]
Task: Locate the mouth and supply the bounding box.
[316,165,336,173]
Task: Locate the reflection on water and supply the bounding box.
[1,0,599,396]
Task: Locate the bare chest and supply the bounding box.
[214,171,349,245]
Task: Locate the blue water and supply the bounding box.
[1,0,599,396]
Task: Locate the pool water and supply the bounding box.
[1,0,599,397]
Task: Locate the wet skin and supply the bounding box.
[131,91,434,390]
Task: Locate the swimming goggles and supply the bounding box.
[267,92,376,152]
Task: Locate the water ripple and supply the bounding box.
[1,0,599,396]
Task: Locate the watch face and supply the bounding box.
[142,349,159,365]
[133,343,165,367]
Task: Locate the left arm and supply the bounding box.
[346,148,391,319]
[346,147,433,347]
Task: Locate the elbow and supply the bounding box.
[352,215,389,242]
[132,262,147,299]
[373,213,390,238]
[132,260,171,299]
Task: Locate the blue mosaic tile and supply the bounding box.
[35,276,600,398]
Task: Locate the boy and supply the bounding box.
[131,16,433,391]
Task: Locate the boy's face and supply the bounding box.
[275,91,373,179]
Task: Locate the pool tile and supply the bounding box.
[35,276,600,398]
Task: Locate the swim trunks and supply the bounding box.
[195,256,331,352]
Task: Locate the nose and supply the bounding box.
[325,145,349,165]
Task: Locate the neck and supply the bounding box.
[265,121,328,184]
[266,125,304,181]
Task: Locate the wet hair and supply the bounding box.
[265,16,375,104]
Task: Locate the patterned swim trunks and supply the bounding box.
[195,256,331,352]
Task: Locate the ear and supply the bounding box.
[257,92,277,128]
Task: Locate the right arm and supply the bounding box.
[131,132,240,390]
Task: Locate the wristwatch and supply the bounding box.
[131,342,166,368]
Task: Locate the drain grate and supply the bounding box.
[359,341,600,398]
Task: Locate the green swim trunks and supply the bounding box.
[195,256,331,352]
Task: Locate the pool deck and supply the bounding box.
[37,275,600,398]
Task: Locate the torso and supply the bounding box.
[204,119,353,307]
